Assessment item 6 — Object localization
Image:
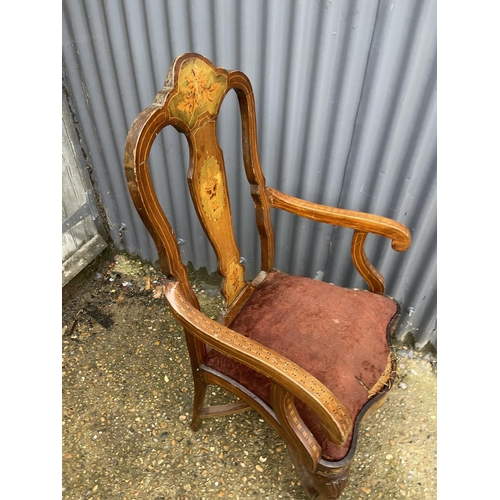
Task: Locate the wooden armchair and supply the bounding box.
[124,53,411,499]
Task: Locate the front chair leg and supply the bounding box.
[271,384,351,499]
[190,376,208,431]
[287,447,351,500]
[180,328,209,431]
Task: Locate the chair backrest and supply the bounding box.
[124,53,275,309]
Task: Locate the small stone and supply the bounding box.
[183,484,191,492]
[259,456,267,463]
[92,484,98,493]
[255,464,264,472]
[386,454,394,460]
[399,382,407,390]
[361,486,371,494]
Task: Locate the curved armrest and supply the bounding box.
[266,187,411,252]
[163,280,352,446]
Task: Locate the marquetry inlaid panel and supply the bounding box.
[167,57,227,130]
[199,156,225,221]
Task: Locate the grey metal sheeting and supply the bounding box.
[62,0,436,349]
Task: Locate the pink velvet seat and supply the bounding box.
[205,270,397,461]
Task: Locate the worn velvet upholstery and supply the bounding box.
[204,270,397,461]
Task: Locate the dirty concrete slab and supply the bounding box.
[62,253,437,499]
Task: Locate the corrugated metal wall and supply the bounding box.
[62,0,436,349]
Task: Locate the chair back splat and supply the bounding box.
[125,53,274,310]
[124,53,411,500]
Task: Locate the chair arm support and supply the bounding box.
[266,187,411,252]
[163,280,352,446]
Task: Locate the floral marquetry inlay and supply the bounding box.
[168,58,227,129]
[224,258,246,304]
[199,156,225,221]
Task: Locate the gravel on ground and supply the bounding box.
[62,252,436,500]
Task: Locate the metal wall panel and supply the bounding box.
[62,0,436,349]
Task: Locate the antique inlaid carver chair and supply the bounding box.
[124,53,411,499]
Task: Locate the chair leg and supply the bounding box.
[287,447,351,500]
[182,329,208,431]
[190,377,208,431]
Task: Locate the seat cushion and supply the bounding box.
[204,270,397,461]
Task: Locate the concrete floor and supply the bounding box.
[62,253,436,499]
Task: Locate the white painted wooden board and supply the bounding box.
[62,92,106,286]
